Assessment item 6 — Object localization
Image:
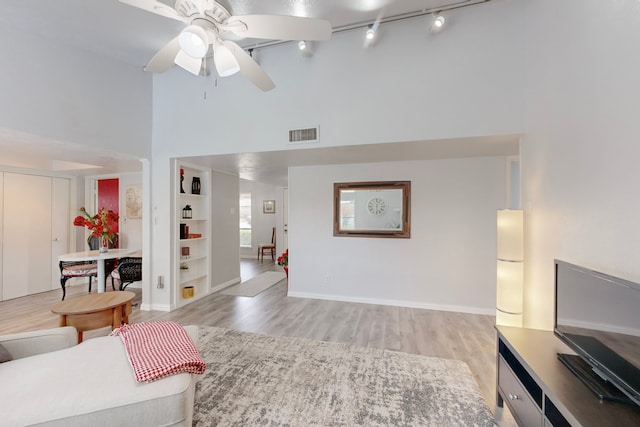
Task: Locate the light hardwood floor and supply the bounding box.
[0,259,515,425]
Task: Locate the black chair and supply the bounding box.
[59,260,97,301]
[110,257,142,291]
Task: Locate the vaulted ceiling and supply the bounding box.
[0,0,518,183]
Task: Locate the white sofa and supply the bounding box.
[0,325,199,426]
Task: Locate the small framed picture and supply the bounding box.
[263,200,275,214]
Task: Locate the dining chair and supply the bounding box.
[110,257,142,291]
[58,235,119,300]
[257,227,276,261]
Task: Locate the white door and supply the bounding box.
[2,173,52,299]
[51,178,70,290]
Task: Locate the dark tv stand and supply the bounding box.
[496,326,640,426]
[557,353,634,405]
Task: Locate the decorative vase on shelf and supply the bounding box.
[180,168,185,194]
[191,177,201,195]
[283,266,288,279]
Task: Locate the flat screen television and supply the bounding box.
[554,259,640,406]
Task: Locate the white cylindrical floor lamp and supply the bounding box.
[496,209,523,327]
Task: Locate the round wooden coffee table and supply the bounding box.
[51,291,135,343]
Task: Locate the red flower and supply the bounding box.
[277,249,288,266]
[73,207,119,244]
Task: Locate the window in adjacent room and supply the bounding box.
[240,193,252,247]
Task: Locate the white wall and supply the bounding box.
[151,0,524,158]
[521,0,640,329]
[0,23,151,158]
[288,158,508,314]
[149,0,525,304]
[239,179,282,260]
[211,171,241,288]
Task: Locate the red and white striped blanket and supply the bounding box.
[111,321,206,383]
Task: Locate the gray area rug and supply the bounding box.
[220,271,286,297]
[194,326,497,426]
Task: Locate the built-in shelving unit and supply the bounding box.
[173,160,211,308]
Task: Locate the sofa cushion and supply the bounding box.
[0,326,78,360]
[0,332,196,426]
[0,343,11,363]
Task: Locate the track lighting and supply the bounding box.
[430,13,447,33]
[365,26,376,40]
[178,25,209,58]
[297,40,314,57]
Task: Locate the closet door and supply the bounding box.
[2,173,52,299]
[51,178,70,290]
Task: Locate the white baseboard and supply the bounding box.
[240,254,276,262]
[141,303,171,312]
[142,278,240,312]
[286,291,495,316]
[210,277,241,293]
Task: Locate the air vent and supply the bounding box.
[289,126,319,144]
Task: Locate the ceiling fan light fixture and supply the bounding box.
[214,43,240,77]
[174,50,203,75]
[179,25,209,58]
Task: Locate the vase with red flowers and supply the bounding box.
[73,207,119,252]
[277,249,288,278]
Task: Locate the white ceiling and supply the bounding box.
[0,0,514,183]
[1,0,491,66]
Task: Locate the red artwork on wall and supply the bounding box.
[98,178,119,247]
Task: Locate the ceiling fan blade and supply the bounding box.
[174,50,203,76]
[223,15,332,41]
[223,41,275,91]
[144,36,181,73]
[119,0,188,22]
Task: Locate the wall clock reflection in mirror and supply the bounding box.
[368,197,386,215]
[333,180,411,238]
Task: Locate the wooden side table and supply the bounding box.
[51,291,135,343]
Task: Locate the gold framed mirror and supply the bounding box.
[333,181,411,238]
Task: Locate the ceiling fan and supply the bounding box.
[120,0,332,91]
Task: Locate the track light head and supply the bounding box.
[297,40,313,57]
[365,26,376,40]
[430,13,446,33]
